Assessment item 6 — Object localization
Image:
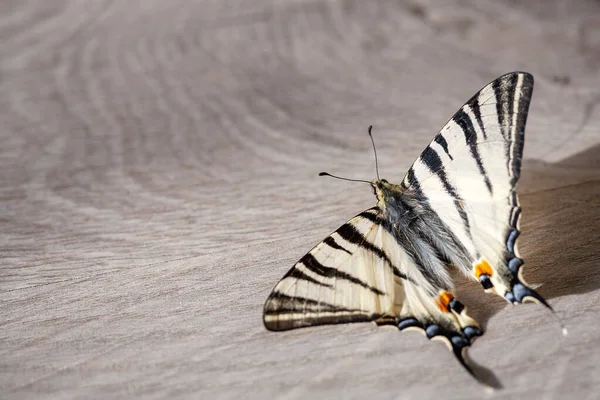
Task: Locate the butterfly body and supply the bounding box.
[263,72,550,379]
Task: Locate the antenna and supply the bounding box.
[368,125,380,180]
[318,172,370,184]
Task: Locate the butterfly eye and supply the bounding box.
[371,186,376,195]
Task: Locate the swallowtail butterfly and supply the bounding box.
[263,72,553,380]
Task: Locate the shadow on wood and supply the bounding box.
[523,146,600,300]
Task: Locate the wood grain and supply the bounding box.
[1,1,600,398]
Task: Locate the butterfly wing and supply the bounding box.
[264,72,541,381]
[264,207,482,372]
[263,208,396,331]
[401,72,545,305]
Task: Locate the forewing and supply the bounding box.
[402,72,544,303]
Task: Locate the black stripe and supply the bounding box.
[434,135,453,160]
[336,223,367,246]
[510,206,521,228]
[265,292,363,313]
[510,192,519,207]
[506,74,518,138]
[336,223,412,283]
[506,74,520,184]
[300,253,386,296]
[420,146,474,242]
[264,311,378,331]
[403,167,418,190]
[264,307,367,316]
[323,236,351,255]
[470,97,488,139]
[510,75,532,186]
[404,170,433,206]
[494,77,509,141]
[356,209,382,225]
[453,109,493,193]
[420,146,444,176]
[284,266,333,288]
[420,147,460,198]
[266,292,327,309]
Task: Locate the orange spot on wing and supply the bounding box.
[474,259,493,278]
[435,291,454,312]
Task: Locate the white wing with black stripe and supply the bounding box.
[264,72,549,382]
[263,208,397,331]
[264,206,483,372]
[401,72,545,304]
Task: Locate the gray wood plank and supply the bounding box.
[1,1,600,398]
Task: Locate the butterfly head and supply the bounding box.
[371,178,403,207]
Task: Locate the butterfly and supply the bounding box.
[263,72,552,379]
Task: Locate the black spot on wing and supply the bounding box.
[506,229,519,254]
[448,298,465,314]
[398,317,422,330]
[463,326,483,341]
[508,257,523,275]
[479,274,493,289]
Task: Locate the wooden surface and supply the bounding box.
[2,1,600,399]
